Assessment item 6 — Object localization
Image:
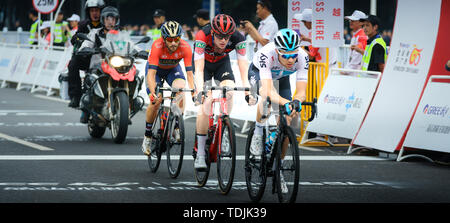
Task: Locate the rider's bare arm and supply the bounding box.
[193,40,206,92]
[236,41,250,89]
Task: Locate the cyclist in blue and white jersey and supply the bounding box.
[248,28,309,156]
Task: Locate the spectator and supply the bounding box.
[446,60,450,71]
[297,8,338,68]
[39,21,52,46]
[382,29,392,46]
[344,29,351,44]
[53,11,69,47]
[140,24,149,36]
[360,15,388,72]
[192,25,200,35]
[147,9,166,40]
[241,0,278,51]
[344,10,368,71]
[131,25,139,36]
[28,9,42,45]
[15,20,23,32]
[66,14,80,37]
[193,9,210,28]
[181,24,194,41]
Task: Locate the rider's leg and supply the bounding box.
[171,78,187,113]
[278,76,293,160]
[219,79,235,114]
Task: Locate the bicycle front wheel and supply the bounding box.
[275,126,300,203]
[217,116,236,195]
[244,126,267,203]
[147,109,163,173]
[167,114,185,178]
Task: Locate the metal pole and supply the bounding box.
[210,0,215,20]
[38,12,41,47]
[370,0,377,15]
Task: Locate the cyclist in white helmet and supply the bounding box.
[247,28,309,192]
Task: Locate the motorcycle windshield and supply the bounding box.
[104,31,135,57]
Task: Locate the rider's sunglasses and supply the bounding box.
[277,49,298,59]
[165,36,181,43]
[214,33,231,40]
[280,53,298,59]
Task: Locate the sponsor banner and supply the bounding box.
[288,0,311,46]
[20,48,45,85]
[403,76,450,153]
[6,47,33,83]
[305,70,380,139]
[353,0,442,152]
[32,49,63,89]
[0,46,18,81]
[312,0,344,47]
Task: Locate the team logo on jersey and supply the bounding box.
[236,42,246,56]
[259,53,268,68]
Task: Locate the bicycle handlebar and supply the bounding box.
[261,97,317,122]
[151,86,195,104]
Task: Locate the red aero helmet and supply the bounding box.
[211,14,236,35]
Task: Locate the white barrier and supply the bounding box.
[301,68,381,145]
[352,0,442,153]
[398,75,450,161]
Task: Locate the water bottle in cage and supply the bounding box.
[265,131,277,154]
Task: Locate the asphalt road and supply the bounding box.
[1,87,450,204]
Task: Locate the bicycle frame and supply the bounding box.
[207,91,228,163]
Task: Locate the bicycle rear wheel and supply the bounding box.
[275,126,300,203]
[244,126,267,203]
[147,109,163,173]
[217,116,236,195]
[166,114,185,178]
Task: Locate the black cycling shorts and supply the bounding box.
[248,63,292,101]
[202,55,235,86]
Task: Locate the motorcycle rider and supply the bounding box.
[67,0,105,108]
[77,6,121,123]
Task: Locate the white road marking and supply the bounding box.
[0,155,389,161]
[0,133,54,151]
[298,145,323,152]
[15,113,64,116]
[33,95,69,103]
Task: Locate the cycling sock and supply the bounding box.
[254,121,264,136]
[197,134,207,157]
[145,122,153,137]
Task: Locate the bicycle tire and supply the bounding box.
[147,108,163,173]
[167,114,185,178]
[244,126,267,203]
[275,126,300,203]
[194,140,211,187]
[217,116,236,195]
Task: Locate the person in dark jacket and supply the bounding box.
[67,0,105,108]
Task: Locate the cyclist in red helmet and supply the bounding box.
[193,14,253,169]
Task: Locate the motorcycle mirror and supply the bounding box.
[100,46,111,54]
[137,51,149,60]
[136,36,151,45]
[76,47,96,56]
[76,33,94,43]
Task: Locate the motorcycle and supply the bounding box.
[76,31,150,144]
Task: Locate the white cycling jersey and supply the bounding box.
[252,42,309,82]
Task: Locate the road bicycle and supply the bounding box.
[245,97,317,203]
[193,86,249,195]
[147,85,193,178]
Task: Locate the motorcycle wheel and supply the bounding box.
[111,91,129,144]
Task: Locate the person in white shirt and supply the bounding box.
[344,10,368,71]
[241,0,278,52]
